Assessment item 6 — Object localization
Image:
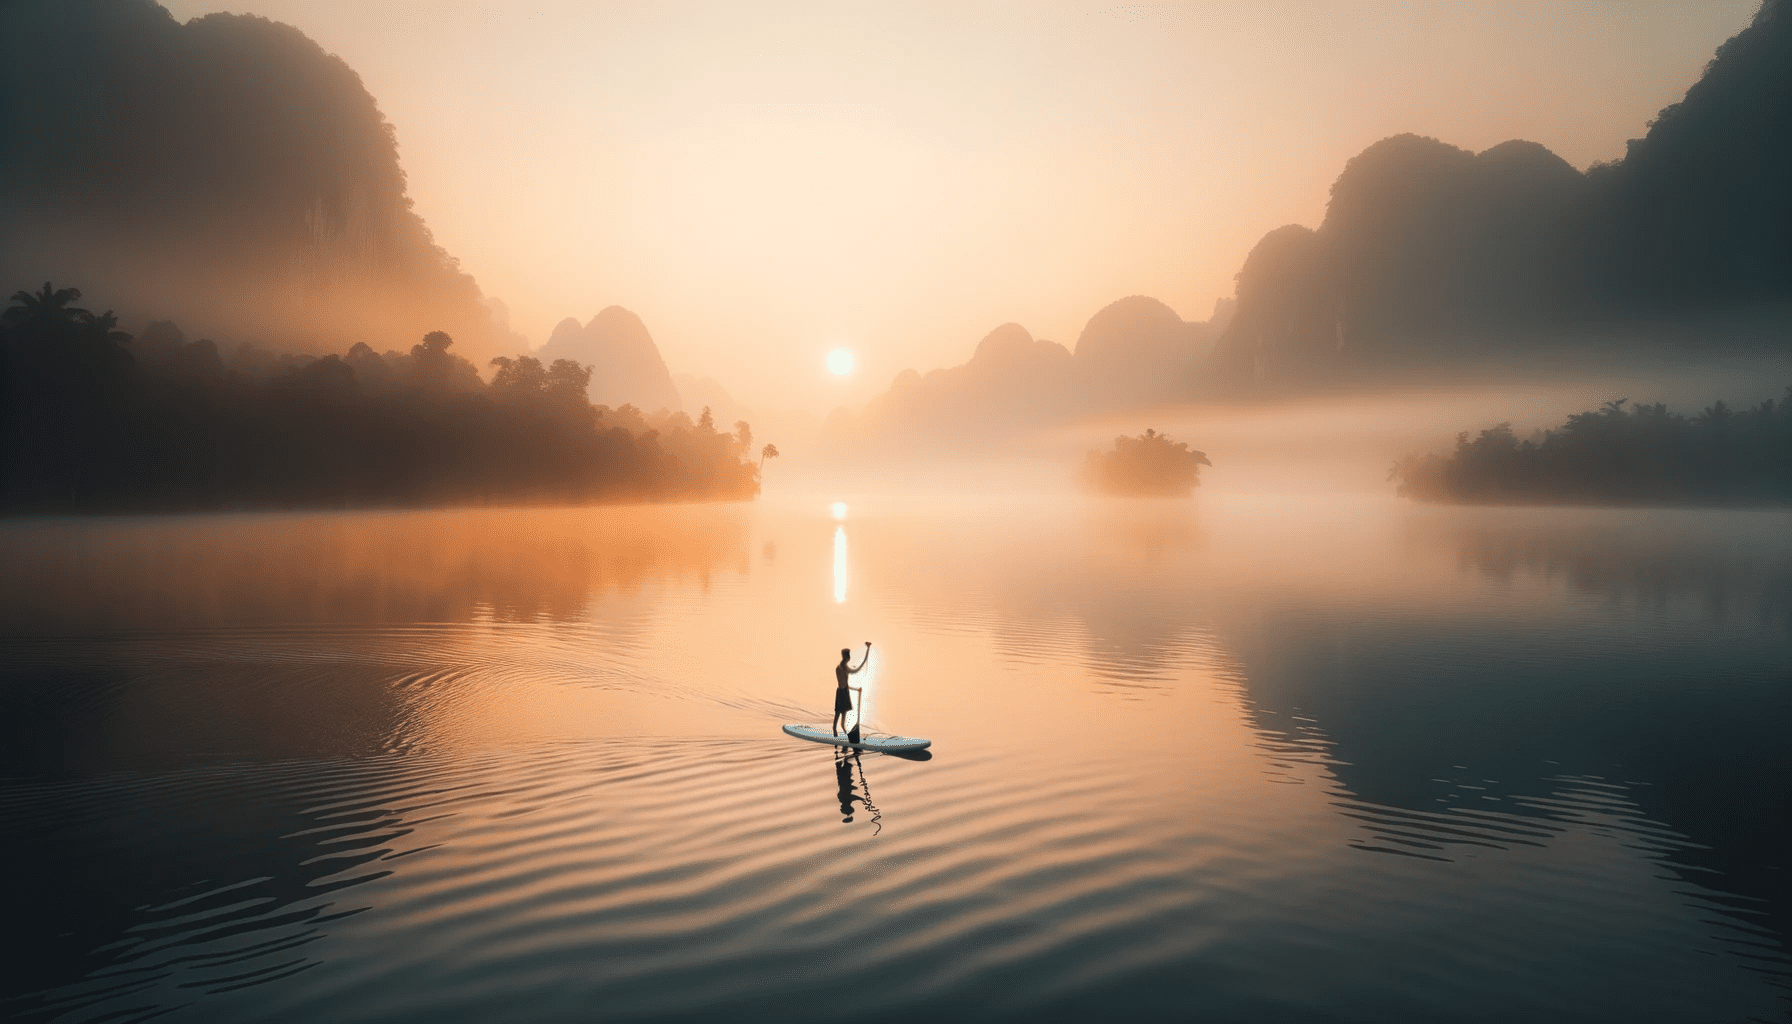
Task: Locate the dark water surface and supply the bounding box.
[1,497,1787,1023]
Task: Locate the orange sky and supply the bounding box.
[162,1,1755,414]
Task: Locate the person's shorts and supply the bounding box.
[834,688,853,713]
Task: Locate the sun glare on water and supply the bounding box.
[826,349,855,376]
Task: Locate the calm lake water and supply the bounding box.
[1,495,1787,1023]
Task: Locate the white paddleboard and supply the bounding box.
[782,723,931,753]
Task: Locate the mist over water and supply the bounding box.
[2,497,1785,1022]
[6,4,1792,1020]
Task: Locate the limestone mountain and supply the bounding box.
[859,322,1073,443]
[538,307,682,413]
[1213,0,1792,389]
[1072,295,1213,411]
[0,0,511,358]
[1596,0,1792,309]
[843,297,1220,448]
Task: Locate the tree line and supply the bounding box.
[0,283,768,512]
[1391,391,1792,505]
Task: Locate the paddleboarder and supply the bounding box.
[833,642,870,737]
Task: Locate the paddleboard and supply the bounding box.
[782,723,930,753]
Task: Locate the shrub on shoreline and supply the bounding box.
[1081,429,1211,497]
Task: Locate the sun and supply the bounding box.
[826,348,855,376]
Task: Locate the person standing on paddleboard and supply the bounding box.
[834,642,870,737]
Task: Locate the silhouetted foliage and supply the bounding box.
[0,285,764,512]
[1080,429,1211,497]
[1392,391,1792,505]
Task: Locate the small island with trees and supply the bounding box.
[1080,428,1212,497]
[0,283,769,512]
[1391,390,1792,505]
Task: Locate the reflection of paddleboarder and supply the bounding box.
[835,748,859,822]
[833,642,870,737]
[834,747,883,833]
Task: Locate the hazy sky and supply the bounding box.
[162,1,1755,413]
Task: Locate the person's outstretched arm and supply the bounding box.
[851,644,871,672]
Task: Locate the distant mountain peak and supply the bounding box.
[970,323,1056,368]
[1074,296,1189,363]
[538,304,681,412]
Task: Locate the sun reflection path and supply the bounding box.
[828,499,876,726]
[833,526,848,604]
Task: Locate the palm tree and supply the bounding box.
[760,443,779,469]
[4,283,130,373]
[80,309,129,343]
[3,282,89,329]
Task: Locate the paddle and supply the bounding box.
[847,641,870,744]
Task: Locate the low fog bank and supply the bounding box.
[820,297,1792,473]
[777,356,1792,503]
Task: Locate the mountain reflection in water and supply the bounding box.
[0,498,1785,1023]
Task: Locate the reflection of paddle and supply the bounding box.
[852,750,883,836]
